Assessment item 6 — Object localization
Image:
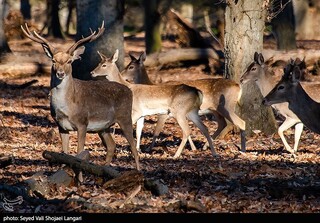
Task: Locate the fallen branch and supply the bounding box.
[0,154,14,168]
[42,150,169,196]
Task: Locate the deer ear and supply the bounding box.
[139,51,146,62]
[254,52,259,62]
[129,51,137,61]
[42,45,53,59]
[291,66,301,83]
[257,53,264,65]
[112,49,119,63]
[72,46,85,61]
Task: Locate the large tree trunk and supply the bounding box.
[0,0,11,58]
[271,0,296,50]
[74,0,125,79]
[224,0,277,136]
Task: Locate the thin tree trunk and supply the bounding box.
[224,0,277,136]
[144,0,162,54]
[0,0,11,57]
[20,0,31,20]
[46,0,63,38]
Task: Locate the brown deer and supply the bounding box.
[240,52,320,153]
[91,50,217,159]
[263,65,320,134]
[21,22,140,170]
[120,51,246,153]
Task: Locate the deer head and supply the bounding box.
[21,21,105,81]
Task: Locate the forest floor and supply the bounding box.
[0,33,320,219]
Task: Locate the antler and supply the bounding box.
[20,23,55,51]
[67,21,105,54]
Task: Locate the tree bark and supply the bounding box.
[224,0,277,136]
[74,0,125,79]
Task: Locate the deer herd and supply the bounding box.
[19,22,320,171]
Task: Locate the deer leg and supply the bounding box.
[173,115,191,159]
[225,111,246,152]
[278,117,298,153]
[293,122,303,153]
[187,110,217,156]
[59,126,70,153]
[202,112,227,150]
[118,119,140,171]
[76,126,87,154]
[147,114,168,152]
[98,131,116,165]
[135,117,145,152]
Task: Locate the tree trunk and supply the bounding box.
[74,0,125,79]
[271,0,296,50]
[46,0,63,38]
[20,0,31,20]
[0,0,11,57]
[144,0,162,54]
[224,0,277,136]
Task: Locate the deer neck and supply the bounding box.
[288,84,320,134]
[50,73,76,114]
[256,68,277,97]
[138,67,153,85]
[110,66,132,87]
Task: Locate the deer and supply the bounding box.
[120,51,246,153]
[262,64,320,134]
[20,22,140,170]
[91,49,217,159]
[240,52,320,154]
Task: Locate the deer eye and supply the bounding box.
[128,65,134,70]
[251,67,256,71]
[277,85,285,90]
[102,64,107,68]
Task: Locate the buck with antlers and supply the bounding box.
[120,51,246,153]
[21,22,140,170]
[240,52,320,154]
[262,64,320,135]
[91,50,218,159]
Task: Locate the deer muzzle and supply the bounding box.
[56,70,66,79]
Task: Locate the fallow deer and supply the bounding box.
[91,50,217,159]
[240,52,320,153]
[120,51,246,153]
[263,65,320,134]
[21,22,140,170]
